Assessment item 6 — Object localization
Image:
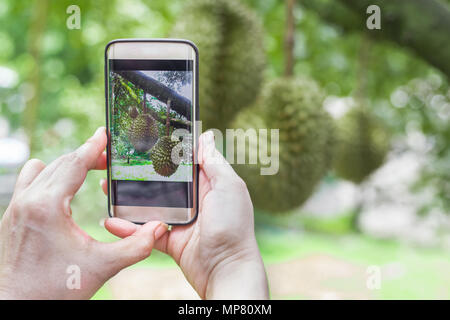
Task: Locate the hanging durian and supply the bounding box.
[150,136,180,177]
[171,0,265,131]
[149,100,180,177]
[127,107,159,153]
[232,78,334,213]
[333,107,389,184]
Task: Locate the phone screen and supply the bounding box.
[106,43,197,224]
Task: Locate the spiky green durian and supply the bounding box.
[333,107,390,184]
[128,113,159,153]
[231,78,334,213]
[150,136,180,177]
[171,0,265,131]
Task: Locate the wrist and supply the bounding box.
[0,289,17,300]
[205,245,269,300]
[0,271,16,300]
[0,282,19,300]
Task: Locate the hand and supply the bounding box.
[102,131,269,299]
[0,128,168,299]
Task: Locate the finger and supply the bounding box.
[153,232,169,254]
[105,218,175,258]
[35,127,107,198]
[14,159,46,192]
[100,220,169,271]
[198,169,211,212]
[95,151,107,170]
[154,225,194,263]
[104,217,139,238]
[75,127,107,168]
[100,178,107,195]
[199,131,241,186]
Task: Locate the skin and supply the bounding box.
[0,128,269,299]
[0,128,168,299]
[103,131,269,299]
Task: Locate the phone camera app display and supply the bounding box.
[108,59,194,209]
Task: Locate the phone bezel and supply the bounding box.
[104,38,199,226]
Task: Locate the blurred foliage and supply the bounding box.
[0,0,448,226]
[171,0,265,132]
[86,220,450,299]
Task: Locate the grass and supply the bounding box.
[112,159,153,166]
[254,208,356,235]
[254,226,450,299]
[112,160,193,167]
[84,218,450,300]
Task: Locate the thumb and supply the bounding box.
[199,131,240,184]
[97,221,169,274]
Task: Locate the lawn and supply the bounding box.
[85,217,450,300]
[111,161,193,182]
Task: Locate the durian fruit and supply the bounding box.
[232,78,334,213]
[333,107,390,184]
[128,112,159,153]
[171,0,265,131]
[150,136,180,177]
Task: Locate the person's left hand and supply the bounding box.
[101,131,269,299]
[0,127,168,299]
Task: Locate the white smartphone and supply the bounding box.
[105,39,199,225]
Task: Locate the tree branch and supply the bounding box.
[118,76,191,129]
[301,0,450,77]
[116,70,192,120]
[147,108,191,130]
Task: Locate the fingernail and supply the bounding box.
[204,131,214,145]
[154,222,169,240]
[93,126,105,138]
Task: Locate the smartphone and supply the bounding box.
[105,39,199,225]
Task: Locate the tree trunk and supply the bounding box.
[284,0,296,77]
[301,0,450,77]
[117,76,190,129]
[116,71,192,120]
[24,0,49,153]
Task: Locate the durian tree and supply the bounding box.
[171,0,265,132]
[328,36,392,230]
[232,78,334,213]
[168,0,334,214]
[111,71,191,166]
[231,0,334,214]
[332,38,391,185]
[2,0,448,223]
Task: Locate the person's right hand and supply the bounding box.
[0,128,168,300]
[101,131,269,299]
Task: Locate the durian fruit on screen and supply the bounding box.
[150,136,180,177]
[171,0,265,132]
[127,107,159,153]
[333,107,390,184]
[232,78,334,213]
